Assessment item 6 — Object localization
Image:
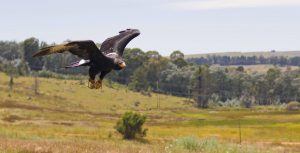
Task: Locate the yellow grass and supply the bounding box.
[0,72,299,152]
[185,51,300,58]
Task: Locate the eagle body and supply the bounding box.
[33,29,140,89]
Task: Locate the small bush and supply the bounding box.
[133,101,140,107]
[207,94,221,108]
[286,101,300,111]
[171,136,201,151]
[166,137,264,153]
[37,70,55,78]
[221,98,241,107]
[236,66,244,72]
[115,112,147,139]
[35,70,84,80]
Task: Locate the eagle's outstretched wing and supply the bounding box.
[33,40,105,60]
[100,29,140,56]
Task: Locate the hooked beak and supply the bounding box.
[119,62,126,69]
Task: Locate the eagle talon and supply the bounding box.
[88,79,96,89]
[95,80,102,89]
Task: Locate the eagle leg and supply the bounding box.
[94,80,102,89]
[88,67,100,89]
[88,79,96,89]
[94,70,111,90]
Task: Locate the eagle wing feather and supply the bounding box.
[33,40,104,60]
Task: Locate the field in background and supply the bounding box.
[0,72,299,152]
[185,51,300,58]
[211,64,299,73]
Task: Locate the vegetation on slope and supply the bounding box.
[1,38,300,108]
[0,73,299,152]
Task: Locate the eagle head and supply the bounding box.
[114,58,126,70]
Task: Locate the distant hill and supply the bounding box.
[185,51,300,59]
[185,50,300,66]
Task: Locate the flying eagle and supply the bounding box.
[33,29,140,89]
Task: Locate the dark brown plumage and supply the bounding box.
[33,29,140,89]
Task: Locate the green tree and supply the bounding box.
[23,37,44,71]
[109,48,147,84]
[16,60,30,76]
[129,54,169,92]
[173,58,188,68]
[170,50,187,68]
[210,69,231,102]
[160,63,194,96]
[146,50,160,59]
[193,65,211,108]
[275,74,297,103]
[265,68,281,104]
[129,66,149,91]
[0,41,22,60]
[170,50,184,61]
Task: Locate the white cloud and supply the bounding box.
[170,0,300,10]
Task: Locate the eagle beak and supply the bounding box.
[119,62,126,69]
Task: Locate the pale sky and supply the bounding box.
[0,0,299,55]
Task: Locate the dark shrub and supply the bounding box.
[134,101,140,107]
[115,112,147,139]
[236,66,244,72]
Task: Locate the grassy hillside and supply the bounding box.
[185,51,300,58]
[0,72,299,152]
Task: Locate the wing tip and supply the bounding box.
[32,52,40,57]
[32,50,45,57]
[32,47,51,57]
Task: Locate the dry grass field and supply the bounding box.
[0,72,299,152]
[211,65,299,73]
[185,51,300,58]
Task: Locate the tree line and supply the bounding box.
[0,38,300,108]
[187,55,300,66]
